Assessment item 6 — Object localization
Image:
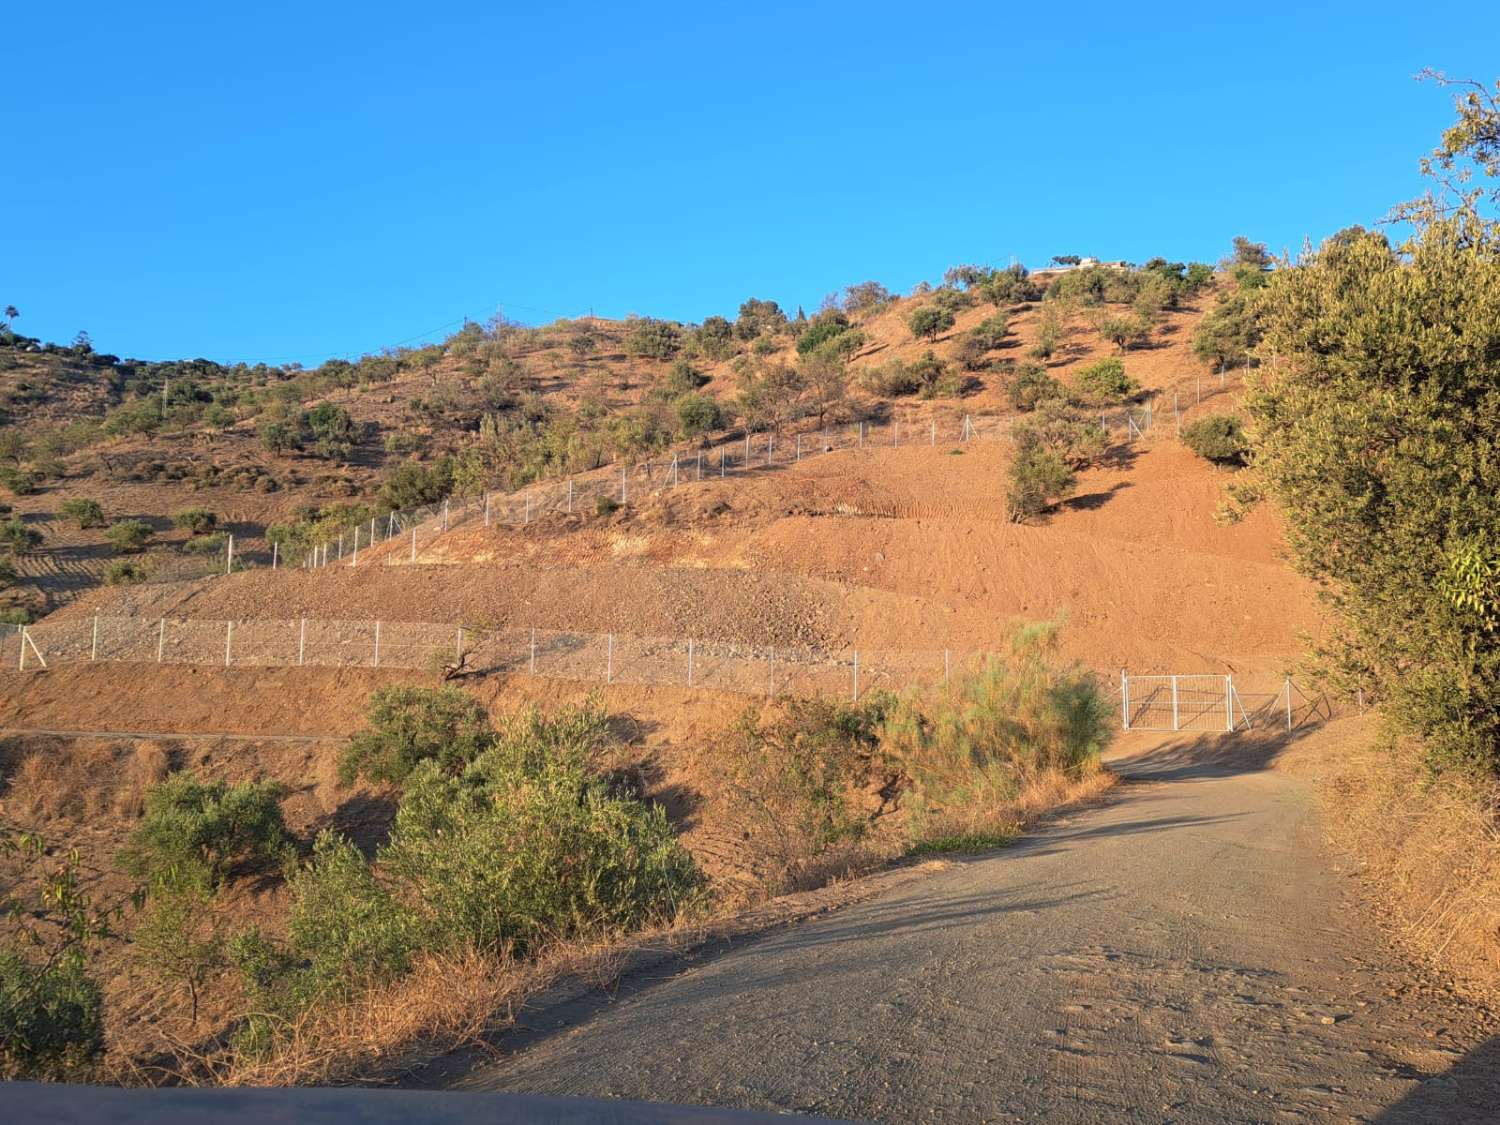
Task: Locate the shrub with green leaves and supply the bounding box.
[625,318,681,360]
[172,507,217,534]
[0,518,43,555]
[338,685,494,786]
[0,947,103,1079]
[675,393,723,438]
[257,417,304,455]
[0,467,38,496]
[796,314,851,356]
[103,559,146,585]
[907,305,956,342]
[1071,357,1137,405]
[104,519,153,553]
[117,772,295,890]
[1007,362,1064,411]
[1006,431,1076,523]
[1181,414,1249,465]
[379,459,451,511]
[59,499,105,529]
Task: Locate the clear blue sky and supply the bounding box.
[3,2,1496,366]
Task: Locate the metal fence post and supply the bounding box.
[1121,669,1130,730]
[1171,674,1180,731]
[351,533,357,566]
[456,625,464,666]
[225,620,233,667]
[620,467,627,503]
[410,527,416,563]
[226,534,234,575]
[373,620,381,669]
[272,541,278,569]
[745,432,751,462]
[337,532,343,561]
[1224,675,1232,732]
[696,451,702,480]
[91,615,99,662]
[568,479,574,513]
[442,499,449,530]
[16,627,24,671]
[299,617,306,666]
[795,434,802,461]
[930,419,936,446]
[157,618,166,663]
[484,492,491,526]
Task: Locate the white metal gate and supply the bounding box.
[1120,672,1250,732]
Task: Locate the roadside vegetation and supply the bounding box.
[0,625,1110,1084]
[1240,73,1500,989]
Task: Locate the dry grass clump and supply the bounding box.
[1309,722,1500,993]
[1,741,170,823]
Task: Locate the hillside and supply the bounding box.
[0,258,1337,1080]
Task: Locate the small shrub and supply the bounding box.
[1006,439,1076,523]
[117,772,295,890]
[1181,414,1250,466]
[104,519,153,553]
[1071,357,1137,405]
[59,499,105,529]
[172,507,217,534]
[183,532,228,555]
[0,518,42,555]
[0,947,103,1079]
[859,360,923,397]
[258,418,304,455]
[595,495,621,517]
[338,686,493,786]
[661,358,708,396]
[379,460,450,511]
[1096,313,1152,352]
[0,467,38,496]
[103,559,146,586]
[907,305,956,342]
[1007,362,1064,411]
[625,318,681,360]
[0,608,31,625]
[796,315,851,356]
[0,557,15,587]
[675,393,723,438]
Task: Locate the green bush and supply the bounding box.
[907,305,956,342]
[307,402,357,461]
[1071,357,1138,405]
[0,467,38,496]
[0,518,42,555]
[1007,362,1064,411]
[183,532,228,555]
[58,499,105,528]
[378,703,702,956]
[117,772,295,890]
[675,393,723,438]
[104,519,153,553]
[796,314,851,356]
[0,947,103,1079]
[338,685,493,786]
[1006,437,1076,523]
[103,559,146,586]
[0,556,15,587]
[883,621,1111,845]
[257,418,304,455]
[172,507,217,534]
[1181,414,1250,465]
[379,459,450,511]
[625,318,681,360]
[661,359,708,397]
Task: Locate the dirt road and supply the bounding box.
[439,730,1499,1122]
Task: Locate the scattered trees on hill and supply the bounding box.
[172,508,217,535]
[104,520,152,553]
[841,281,894,313]
[735,298,787,341]
[0,518,42,555]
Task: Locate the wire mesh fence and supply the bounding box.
[6,615,1324,734]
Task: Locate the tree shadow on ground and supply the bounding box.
[1060,481,1132,512]
[1372,1031,1500,1123]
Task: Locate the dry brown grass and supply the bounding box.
[0,740,170,823]
[1295,719,1500,994]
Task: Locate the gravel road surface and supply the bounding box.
[443,734,1500,1123]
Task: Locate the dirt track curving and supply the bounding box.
[430,724,1500,1123]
